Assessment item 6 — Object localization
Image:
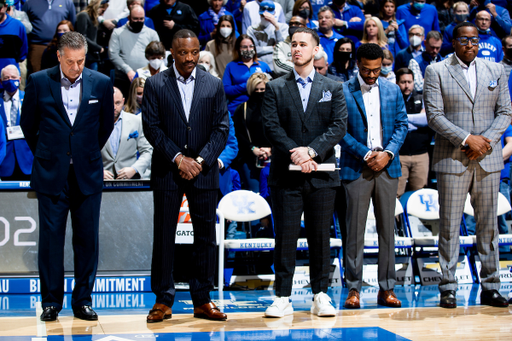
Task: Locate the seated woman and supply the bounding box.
[205,14,238,77]
[380,49,396,83]
[292,0,318,30]
[379,0,408,57]
[134,41,168,80]
[41,20,74,70]
[198,50,220,78]
[199,0,239,48]
[124,77,145,115]
[328,37,358,82]
[357,16,389,51]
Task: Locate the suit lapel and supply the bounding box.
[349,77,367,128]
[164,68,188,124]
[473,58,491,104]
[445,55,474,104]
[72,68,92,128]
[304,73,323,122]
[48,66,72,127]
[284,72,305,124]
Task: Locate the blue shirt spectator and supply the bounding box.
[441,21,457,56]
[396,2,440,37]
[469,2,512,38]
[117,16,155,30]
[478,32,503,62]
[0,12,27,74]
[319,30,344,63]
[144,0,160,12]
[382,19,409,57]
[329,2,365,44]
[0,114,5,166]
[199,2,239,48]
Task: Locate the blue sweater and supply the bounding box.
[0,15,28,73]
[329,3,365,44]
[198,9,239,48]
[478,33,503,62]
[319,30,344,64]
[22,0,76,44]
[396,3,440,37]
[382,19,408,57]
[222,59,272,115]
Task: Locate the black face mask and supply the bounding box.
[333,0,346,6]
[130,21,144,33]
[251,91,265,102]
[288,26,300,38]
[337,51,352,61]
[298,9,310,19]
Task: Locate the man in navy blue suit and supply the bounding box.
[20,32,114,322]
[142,29,229,323]
[0,64,33,180]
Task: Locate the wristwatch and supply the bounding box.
[307,147,317,159]
[195,156,204,165]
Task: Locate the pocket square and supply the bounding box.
[488,80,498,90]
[318,90,332,103]
[128,130,139,140]
[88,99,99,104]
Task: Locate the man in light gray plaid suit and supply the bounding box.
[424,22,511,309]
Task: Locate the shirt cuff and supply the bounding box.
[218,158,224,169]
[384,150,394,160]
[363,150,373,161]
[172,152,182,163]
[461,134,471,147]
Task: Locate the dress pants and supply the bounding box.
[270,181,336,297]
[151,186,218,308]
[37,165,101,310]
[343,165,398,292]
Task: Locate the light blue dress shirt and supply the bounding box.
[173,62,196,122]
[110,111,123,158]
[293,67,315,112]
[60,67,82,126]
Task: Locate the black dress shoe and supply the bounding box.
[73,305,98,320]
[40,306,59,321]
[440,290,457,309]
[480,290,509,307]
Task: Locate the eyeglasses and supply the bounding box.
[455,36,480,46]
[360,67,381,75]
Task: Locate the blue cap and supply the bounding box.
[5,0,14,6]
[259,1,275,15]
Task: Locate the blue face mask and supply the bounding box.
[2,79,19,93]
[413,1,425,11]
[381,65,393,75]
[478,28,491,34]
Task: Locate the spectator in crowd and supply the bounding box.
[433,0,453,34]
[226,0,247,33]
[261,28,345,318]
[293,0,317,30]
[116,0,156,29]
[41,21,74,71]
[199,50,220,78]
[242,0,286,34]
[23,0,76,74]
[223,34,271,115]
[423,22,510,309]
[330,0,365,45]
[218,115,239,197]
[380,0,408,57]
[313,46,343,82]
[0,0,27,79]
[76,0,107,71]
[148,0,199,50]
[380,49,396,83]
[318,6,344,64]
[396,0,440,37]
[274,0,294,23]
[364,0,383,17]
[273,15,307,77]
[311,0,329,21]
[205,15,237,77]
[124,77,145,114]
[0,64,32,180]
[0,114,4,166]
[408,30,443,93]
[475,10,503,63]
[340,43,407,310]
[469,0,512,39]
[395,67,432,197]
[198,0,239,48]
[109,5,160,97]
[394,24,424,71]
[500,35,512,77]
[73,0,88,14]
[102,87,153,180]
[247,1,289,71]
[233,72,271,194]
[497,123,512,249]
[441,1,468,56]
[360,17,389,51]
[6,0,31,33]
[328,37,358,82]
[134,41,168,80]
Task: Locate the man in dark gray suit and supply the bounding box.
[141,29,229,322]
[261,27,347,318]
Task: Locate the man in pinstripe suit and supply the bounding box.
[424,22,511,308]
[141,29,230,322]
[261,27,347,318]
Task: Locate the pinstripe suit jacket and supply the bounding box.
[261,71,347,189]
[339,77,408,181]
[141,67,230,190]
[424,55,512,174]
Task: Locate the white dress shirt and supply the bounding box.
[358,73,383,152]
[3,90,20,127]
[60,67,82,126]
[455,54,477,145]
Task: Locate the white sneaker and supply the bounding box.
[311,292,337,317]
[265,296,293,317]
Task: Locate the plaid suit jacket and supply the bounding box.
[424,54,512,174]
[339,77,408,181]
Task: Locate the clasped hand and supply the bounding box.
[464,135,491,160]
[290,147,318,173]
[177,156,202,180]
[366,151,390,172]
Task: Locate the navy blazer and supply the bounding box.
[141,67,230,190]
[339,77,408,181]
[21,66,114,196]
[0,90,34,177]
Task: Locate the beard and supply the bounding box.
[293,54,314,67]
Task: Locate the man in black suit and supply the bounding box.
[20,32,114,322]
[261,27,347,318]
[141,29,229,323]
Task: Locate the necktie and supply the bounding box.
[10,97,17,127]
[297,77,311,88]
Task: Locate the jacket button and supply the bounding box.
[364,129,368,132]
[66,152,70,156]
[187,126,191,131]
[184,144,188,149]
[70,132,74,136]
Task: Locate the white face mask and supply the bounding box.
[148,58,163,70]
[409,35,422,47]
[220,27,232,38]
[199,63,210,72]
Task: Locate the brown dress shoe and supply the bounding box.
[377,289,402,307]
[344,289,360,309]
[193,302,227,321]
[147,303,172,323]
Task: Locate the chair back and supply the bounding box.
[218,190,271,222]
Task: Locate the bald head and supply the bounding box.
[113,87,125,120]
[475,10,491,31]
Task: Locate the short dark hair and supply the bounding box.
[171,29,198,46]
[453,22,477,39]
[426,30,443,42]
[502,35,512,46]
[291,27,320,46]
[58,31,88,55]
[356,43,384,62]
[395,67,414,82]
